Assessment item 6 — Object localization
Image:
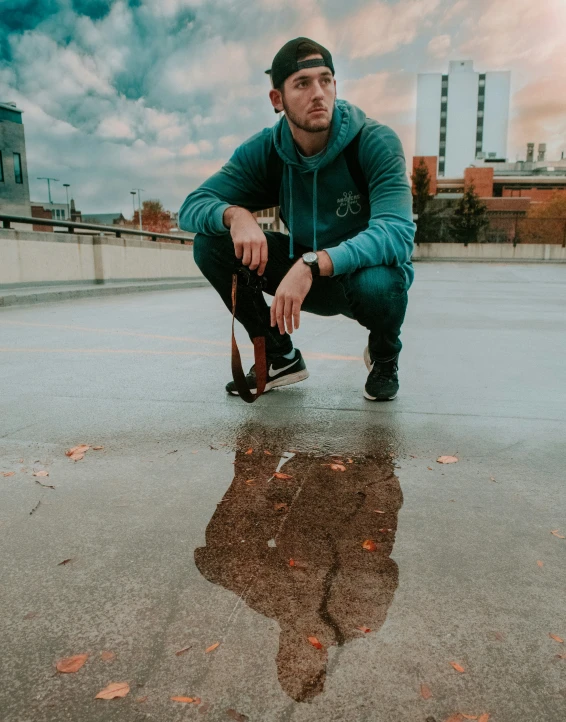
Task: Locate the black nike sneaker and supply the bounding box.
[225,348,309,395]
[363,346,399,401]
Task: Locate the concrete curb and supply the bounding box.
[0,278,210,308]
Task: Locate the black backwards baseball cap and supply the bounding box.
[265,36,335,91]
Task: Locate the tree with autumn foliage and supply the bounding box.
[410,158,441,244]
[449,183,489,245]
[517,192,566,245]
[128,199,172,234]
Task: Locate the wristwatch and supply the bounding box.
[302,251,320,278]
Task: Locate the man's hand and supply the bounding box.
[223,206,268,276]
[270,261,313,335]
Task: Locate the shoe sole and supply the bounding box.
[363,346,397,401]
[228,369,309,396]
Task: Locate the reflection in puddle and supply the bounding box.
[195,429,403,702]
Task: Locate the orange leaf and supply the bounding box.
[289,559,307,569]
[273,472,292,480]
[329,463,346,472]
[362,539,378,552]
[537,560,544,567]
[205,642,220,653]
[136,696,148,703]
[95,682,130,699]
[551,530,565,539]
[264,450,272,455]
[33,470,49,477]
[244,479,255,485]
[100,651,116,662]
[347,458,354,463]
[427,466,433,470]
[556,653,566,659]
[437,455,458,464]
[245,448,253,455]
[356,626,371,634]
[461,716,478,720]
[56,653,89,673]
[450,661,465,673]
[478,715,490,722]
[66,444,90,461]
[2,471,15,477]
[549,633,564,643]
[93,446,104,451]
[175,646,191,656]
[171,696,197,703]
[307,636,323,650]
[420,683,432,700]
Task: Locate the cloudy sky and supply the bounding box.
[1,0,565,215]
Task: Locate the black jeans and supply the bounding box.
[193,231,410,361]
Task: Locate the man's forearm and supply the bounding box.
[223,206,255,229]
[317,250,334,277]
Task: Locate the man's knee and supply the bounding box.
[349,265,408,301]
[193,231,233,272]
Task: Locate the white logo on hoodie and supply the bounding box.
[336,190,362,217]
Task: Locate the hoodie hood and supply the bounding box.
[272,99,367,172]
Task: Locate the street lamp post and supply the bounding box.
[63,183,71,220]
[37,177,59,204]
[130,191,137,223]
[132,188,144,232]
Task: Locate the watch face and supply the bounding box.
[303,252,318,263]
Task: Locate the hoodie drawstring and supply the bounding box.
[312,168,318,253]
[288,164,294,260]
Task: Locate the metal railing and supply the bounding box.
[0,214,194,244]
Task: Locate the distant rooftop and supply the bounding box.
[0,101,23,124]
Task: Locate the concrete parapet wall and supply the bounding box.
[412,242,566,262]
[0,229,202,287]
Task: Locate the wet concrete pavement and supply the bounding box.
[0,262,565,722]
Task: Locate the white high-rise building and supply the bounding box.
[416,60,511,177]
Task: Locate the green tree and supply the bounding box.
[449,183,489,245]
[411,159,441,243]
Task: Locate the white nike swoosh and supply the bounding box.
[268,358,299,378]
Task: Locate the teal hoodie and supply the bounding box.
[179,99,415,281]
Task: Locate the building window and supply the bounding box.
[13,152,23,184]
[0,151,4,182]
[440,111,447,119]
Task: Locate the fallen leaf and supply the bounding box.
[101,651,116,662]
[307,636,323,650]
[374,509,385,514]
[437,455,458,464]
[329,463,346,471]
[356,626,371,633]
[226,710,249,722]
[23,612,38,620]
[420,683,432,700]
[273,472,292,480]
[362,539,378,552]
[56,654,89,673]
[264,450,272,455]
[171,696,197,703]
[450,661,465,673]
[57,558,73,566]
[93,446,104,451]
[245,448,253,455]
[136,696,148,703]
[66,444,90,462]
[427,466,433,471]
[556,653,566,659]
[347,458,354,464]
[493,631,505,641]
[461,716,478,720]
[2,471,15,477]
[537,560,544,568]
[444,715,465,722]
[551,530,565,539]
[478,715,490,722]
[490,476,496,482]
[95,682,130,699]
[274,503,288,512]
[244,478,255,485]
[175,646,192,656]
[33,470,49,477]
[549,634,564,643]
[289,559,307,569]
[205,642,220,653]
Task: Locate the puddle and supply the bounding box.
[195,428,403,702]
